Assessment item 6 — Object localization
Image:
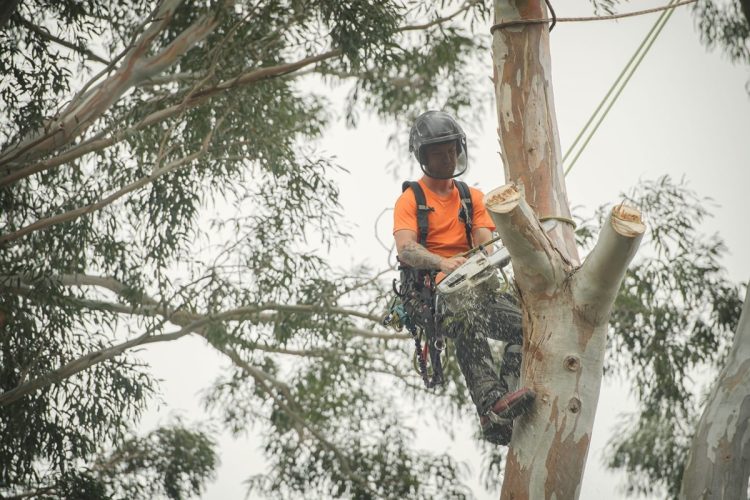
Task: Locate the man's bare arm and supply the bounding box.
[394,230,466,273]
[400,239,443,269]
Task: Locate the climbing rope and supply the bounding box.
[563,0,680,175]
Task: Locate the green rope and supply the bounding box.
[563,0,678,175]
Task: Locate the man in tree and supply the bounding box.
[392,110,535,444]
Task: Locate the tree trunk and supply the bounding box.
[489,1,646,497]
[680,288,750,499]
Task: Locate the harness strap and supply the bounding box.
[401,181,432,246]
[454,180,474,248]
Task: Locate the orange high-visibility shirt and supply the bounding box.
[393,180,495,258]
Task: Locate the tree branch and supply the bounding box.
[4,272,409,342]
[189,49,342,100]
[0,48,341,187]
[220,347,296,401]
[484,183,560,292]
[571,204,645,323]
[17,16,110,64]
[0,0,472,185]
[680,286,750,500]
[0,328,181,406]
[681,287,750,498]
[0,0,217,170]
[398,0,480,32]
[0,124,217,245]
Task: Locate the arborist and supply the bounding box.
[390,110,535,445]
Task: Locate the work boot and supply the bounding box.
[479,387,536,445]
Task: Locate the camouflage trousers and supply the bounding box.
[440,292,524,415]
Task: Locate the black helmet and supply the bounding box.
[409,110,468,179]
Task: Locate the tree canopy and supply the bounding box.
[0,0,492,497]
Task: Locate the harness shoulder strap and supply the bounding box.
[402,181,432,246]
[454,180,474,248]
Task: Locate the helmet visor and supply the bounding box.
[420,140,468,179]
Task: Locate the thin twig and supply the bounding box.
[17,16,110,64]
[399,0,480,32]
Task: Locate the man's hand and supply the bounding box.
[440,256,467,274]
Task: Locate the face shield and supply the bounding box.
[409,111,469,180]
[418,138,468,180]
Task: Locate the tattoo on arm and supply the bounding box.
[399,241,443,270]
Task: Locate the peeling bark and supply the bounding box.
[491,0,578,265]
[680,289,750,499]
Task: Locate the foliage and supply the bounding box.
[576,176,746,498]
[0,281,156,489]
[1,423,217,500]
[96,424,219,500]
[0,0,492,497]
[694,0,750,65]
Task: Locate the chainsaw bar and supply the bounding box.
[437,219,558,296]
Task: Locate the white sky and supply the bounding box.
[139,1,750,499]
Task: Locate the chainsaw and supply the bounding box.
[436,220,557,304]
[436,243,511,302]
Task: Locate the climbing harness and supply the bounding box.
[382,180,475,388]
[384,267,446,388]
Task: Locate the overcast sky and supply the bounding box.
[139,1,750,498]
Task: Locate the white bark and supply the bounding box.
[484,183,565,298]
[485,185,645,499]
[491,0,578,265]
[573,205,646,323]
[680,287,750,499]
